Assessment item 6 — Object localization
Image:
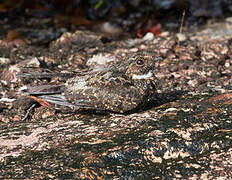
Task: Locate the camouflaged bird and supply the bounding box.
[22,53,160,113]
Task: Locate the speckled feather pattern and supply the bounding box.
[25,53,158,113]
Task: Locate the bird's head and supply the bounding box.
[123,53,162,81]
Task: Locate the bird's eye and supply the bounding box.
[136,59,144,65]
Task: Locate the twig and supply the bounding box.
[21,103,37,121]
[177,10,186,50]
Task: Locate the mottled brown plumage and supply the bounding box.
[23,53,160,113]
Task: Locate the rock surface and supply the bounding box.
[0,19,232,179]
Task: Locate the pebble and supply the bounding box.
[129,48,139,52]
[24,57,40,67]
[187,79,198,87]
[0,57,10,64]
[225,61,230,68]
[139,44,147,49]
[226,16,232,23]
[160,31,169,37]
[0,115,10,123]
[87,54,115,66]
[176,33,187,42]
[142,32,154,41]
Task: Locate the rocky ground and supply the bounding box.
[0,13,232,179]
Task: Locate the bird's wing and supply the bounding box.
[65,77,144,113]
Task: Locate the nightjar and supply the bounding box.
[22,53,160,113]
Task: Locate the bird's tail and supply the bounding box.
[21,84,65,95]
[21,84,74,108]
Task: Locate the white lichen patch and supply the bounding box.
[143,148,163,163]
[87,53,115,66]
[163,148,190,160]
